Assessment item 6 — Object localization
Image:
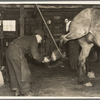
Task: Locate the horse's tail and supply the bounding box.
[60,33,71,43]
[60,31,90,43]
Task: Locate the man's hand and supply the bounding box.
[42,57,50,63]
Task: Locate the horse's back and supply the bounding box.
[69,8,93,35]
[68,8,100,39]
[90,9,100,33]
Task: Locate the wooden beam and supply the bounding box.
[20,5,24,37]
[1,4,100,9]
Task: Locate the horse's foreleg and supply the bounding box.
[78,41,93,84]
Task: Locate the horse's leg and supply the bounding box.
[78,39,94,83]
[86,57,91,74]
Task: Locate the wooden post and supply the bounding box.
[20,5,24,37]
[0,15,4,69]
[68,40,80,70]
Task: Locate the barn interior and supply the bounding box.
[0,4,100,97]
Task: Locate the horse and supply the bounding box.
[60,8,100,84]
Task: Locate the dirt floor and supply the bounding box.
[0,59,100,97]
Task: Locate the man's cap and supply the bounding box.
[34,30,44,38]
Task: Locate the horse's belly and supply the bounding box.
[78,33,94,44]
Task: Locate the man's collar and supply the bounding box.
[35,34,42,43]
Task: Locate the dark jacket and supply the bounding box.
[9,34,44,62]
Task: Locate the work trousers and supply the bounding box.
[6,43,31,94]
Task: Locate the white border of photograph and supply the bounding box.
[0,1,100,99]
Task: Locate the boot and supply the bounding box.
[14,90,21,96]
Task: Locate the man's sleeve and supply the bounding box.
[30,42,44,62]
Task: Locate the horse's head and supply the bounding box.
[51,50,61,61]
[45,49,66,68]
[50,48,66,62]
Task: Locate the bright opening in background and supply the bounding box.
[3,20,16,31]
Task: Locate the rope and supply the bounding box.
[35,4,62,56]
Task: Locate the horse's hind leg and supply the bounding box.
[78,39,94,83]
